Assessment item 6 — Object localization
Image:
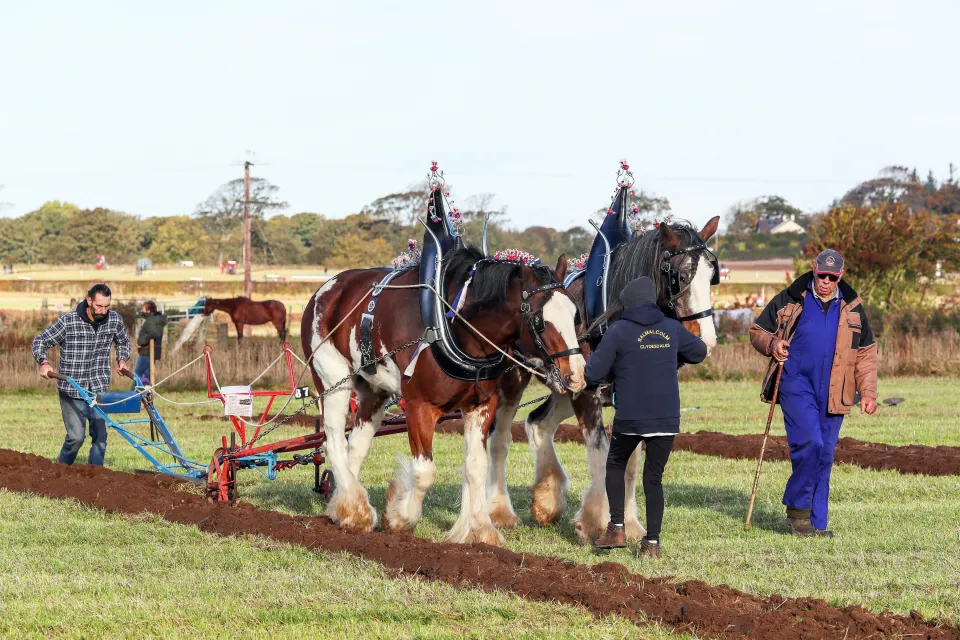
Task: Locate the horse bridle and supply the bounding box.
[517,280,583,386]
[660,241,719,323]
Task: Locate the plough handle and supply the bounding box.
[48,372,70,382]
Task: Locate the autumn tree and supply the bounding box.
[803,203,959,309]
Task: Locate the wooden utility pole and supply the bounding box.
[243,160,253,300]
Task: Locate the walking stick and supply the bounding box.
[744,362,783,531]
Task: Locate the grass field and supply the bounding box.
[0,378,958,637]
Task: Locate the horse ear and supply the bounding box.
[659,223,683,251]
[700,216,720,243]
[554,253,567,281]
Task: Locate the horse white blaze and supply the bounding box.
[542,294,586,391]
[688,255,718,351]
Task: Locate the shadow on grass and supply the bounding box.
[667,482,789,534]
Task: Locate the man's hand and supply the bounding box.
[771,339,790,362]
[117,360,129,377]
[38,363,54,379]
[860,397,878,415]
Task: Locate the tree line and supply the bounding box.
[1,165,958,270]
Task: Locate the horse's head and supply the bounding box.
[514,255,587,394]
[201,297,213,316]
[658,216,721,351]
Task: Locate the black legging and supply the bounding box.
[606,433,675,540]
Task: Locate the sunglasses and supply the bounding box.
[816,273,840,282]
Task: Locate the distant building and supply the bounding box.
[755,214,805,235]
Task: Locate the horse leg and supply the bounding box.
[382,400,440,533]
[448,399,504,545]
[347,378,390,481]
[234,322,244,345]
[486,374,526,529]
[623,443,647,541]
[524,393,573,527]
[311,346,376,532]
[572,392,611,545]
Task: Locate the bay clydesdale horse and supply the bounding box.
[202,297,287,344]
[486,217,721,544]
[301,244,586,545]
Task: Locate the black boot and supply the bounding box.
[786,508,815,537]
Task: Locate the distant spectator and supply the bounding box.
[134,301,167,384]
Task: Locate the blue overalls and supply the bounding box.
[778,282,844,530]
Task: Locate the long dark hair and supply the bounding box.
[593,220,706,326]
[442,244,553,318]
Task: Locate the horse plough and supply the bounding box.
[49,342,467,504]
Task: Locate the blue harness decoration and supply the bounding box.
[583,171,634,330]
[418,167,507,381]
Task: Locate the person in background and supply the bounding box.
[134,300,167,384]
[33,283,131,466]
[587,276,708,557]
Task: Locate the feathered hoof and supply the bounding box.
[489,502,520,529]
[462,523,506,546]
[327,489,378,533]
[625,518,647,541]
[530,476,568,527]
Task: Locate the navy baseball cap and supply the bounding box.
[815,249,844,275]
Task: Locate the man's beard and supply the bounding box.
[92,312,108,322]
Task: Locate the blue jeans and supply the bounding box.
[134,355,151,384]
[58,393,107,466]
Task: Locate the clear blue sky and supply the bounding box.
[2,0,958,231]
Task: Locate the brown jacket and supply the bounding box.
[749,272,878,415]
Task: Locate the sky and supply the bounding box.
[2,0,959,232]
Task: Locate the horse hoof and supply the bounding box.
[327,490,378,533]
[530,477,568,527]
[464,524,505,546]
[625,518,647,542]
[489,503,520,529]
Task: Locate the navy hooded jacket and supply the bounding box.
[584,302,708,435]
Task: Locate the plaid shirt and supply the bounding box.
[32,305,132,399]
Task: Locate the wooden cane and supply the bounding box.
[744,362,784,531]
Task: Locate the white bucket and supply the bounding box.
[222,385,253,417]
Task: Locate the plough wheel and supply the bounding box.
[318,469,335,501]
[206,447,238,503]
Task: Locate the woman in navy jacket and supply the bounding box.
[586,276,707,555]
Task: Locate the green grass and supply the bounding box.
[1,377,958,636]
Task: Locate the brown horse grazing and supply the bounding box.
[301,244,585,545]
[487,217,722,545]
[202,297,287,344]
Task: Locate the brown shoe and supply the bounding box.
[786,508,815,537]
[593,523,627,549]
[814,529,834,538]
[638,537,661,559]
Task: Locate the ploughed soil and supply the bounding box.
[1,448,957,639]
[436,421,960,477]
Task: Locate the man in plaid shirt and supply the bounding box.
[33,283,131,466]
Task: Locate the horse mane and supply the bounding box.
[598,220,705,323]
[442,244,547,318]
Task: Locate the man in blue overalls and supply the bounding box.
[750,250,879,537]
